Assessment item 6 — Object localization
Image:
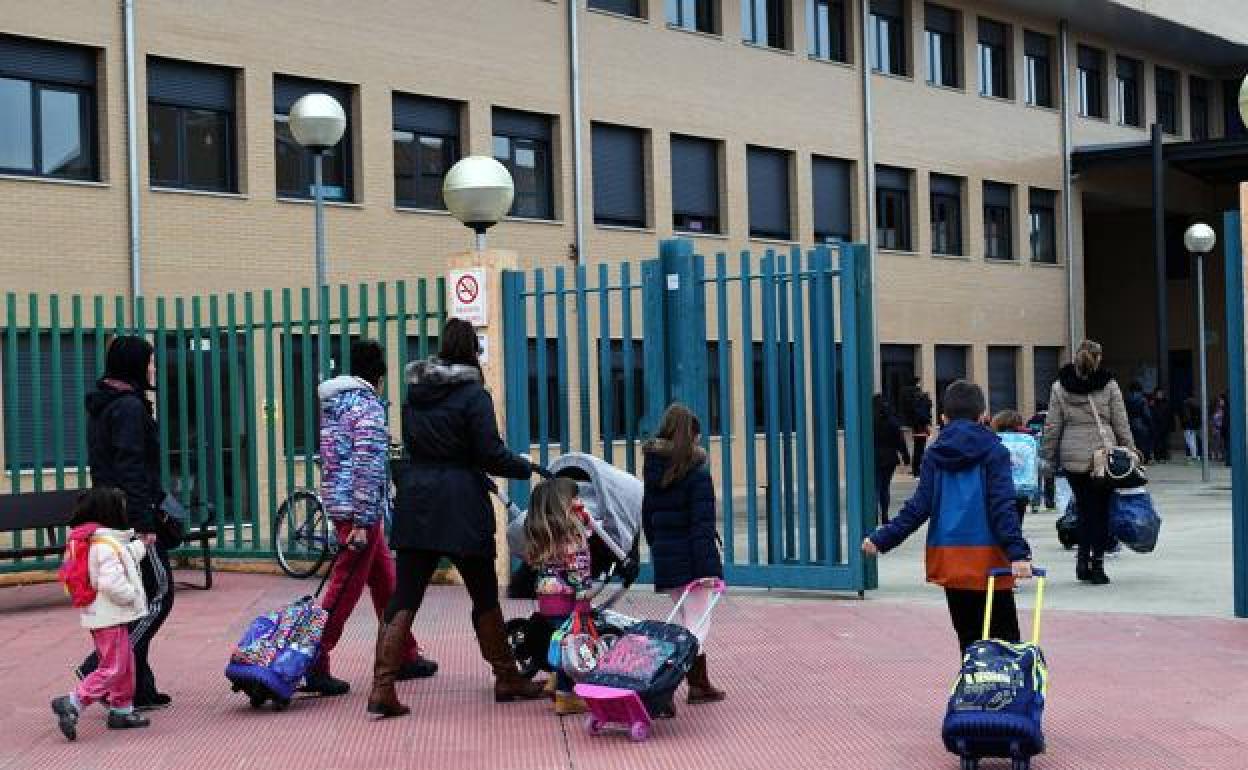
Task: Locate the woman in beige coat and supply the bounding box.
[1041,341,1137,585]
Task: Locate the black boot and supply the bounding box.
[107,710,151,729]
[302,670,350,696]
[1088,557,1111,585]
[1076,546,1092,582]
[397,655,439,681]
[50,696,79,741]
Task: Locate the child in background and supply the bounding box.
[992,410,1040,527]
[52,488,151,740]
[863,381,1033,655]
[523,477,593,716]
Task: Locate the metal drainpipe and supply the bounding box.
[567,0,585,266]
[1059,19,1076,353]
[860,0,879,388]
[123,0,142,310]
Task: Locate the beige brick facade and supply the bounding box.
[0,0,1244,422]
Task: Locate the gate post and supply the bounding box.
[840,242,878,592]
[654,239,709,430]
[1225,205,1247,618]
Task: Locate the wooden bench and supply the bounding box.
[0,489,217,590]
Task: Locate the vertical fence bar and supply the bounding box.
[760,251,783,564]
[554,267,571,454]
[694,254,709,453]
[840,243,876,592]
[319,284,332,380]
[395,280,409,396]
[598,263,614,465]
[208,296,227,544]
[4,295,19,512]
[358,282,370,342]
[825,250,843,564]
[280,289,296,500]
[775,252,795,561]
[715,253,735,565]
[191,298,209,523]
[417,277,430,359]
[135,296,147,337]
[575,264,592,452]
[29,296,43,505]
[72,296,87,488]
[739,252,759,566]
[534,269,550,466]
[620,262,636,473]
[338,284,351,376]
[92,297,106,374]
[50,295,65,490]
[175,299,191,507]
[300,288,315,488]
[501,271,531,506]
[114,296,126,335]
[808,248,830,563]
[155,298,171,493]
[226,295,244,549]
[244,292,260,548]
[790,248,812,565]
[375,282,389,372]
[262,291,278,529]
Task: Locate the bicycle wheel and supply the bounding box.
[274,490,332,579]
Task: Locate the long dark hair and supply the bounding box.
[105,335,154,390]
[438,318,483,380]
[68,487,129,529]
[653,403,702,488]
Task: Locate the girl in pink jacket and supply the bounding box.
[52,488,151,740]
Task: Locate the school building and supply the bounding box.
[1,0,1246,434]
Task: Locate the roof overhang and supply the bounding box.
[1073,138,1248,184]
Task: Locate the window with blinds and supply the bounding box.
[273,75,354,201]
[747,146,792,240]
[592,123,647,228]
[393,93,461,210]
[983,181,1014,260]
[493,107,555,220]
[671,135,720,234]
[812,155,852,243]
[988,346,1019,411]
[148,57,236,192]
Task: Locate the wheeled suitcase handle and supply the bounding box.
[983,567,1047,646]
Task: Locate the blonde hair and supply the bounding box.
[523,478,584,566]
[1074,340,1103,379]
[991,410,1024,432]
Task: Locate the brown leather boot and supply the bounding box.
[474,607,546,703]
[367,610,414,718]
[686,654,726,705]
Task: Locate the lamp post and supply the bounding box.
[1185,222,1217,482]
[443,156,515,254]
[288,93,347,378]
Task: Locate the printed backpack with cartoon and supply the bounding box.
[999,432,1040,503]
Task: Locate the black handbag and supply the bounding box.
[1088,395,1147,489]
[154,494,188,549]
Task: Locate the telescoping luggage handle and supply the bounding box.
[984,567,1047,646]
[664,577,727,628]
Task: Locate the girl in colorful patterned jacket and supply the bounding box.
[523,477,594,716]
[52,487,151,740]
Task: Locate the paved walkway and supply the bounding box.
[4,565,1248,770]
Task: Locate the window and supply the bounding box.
[869,0,907,76]
[808,0,848,63]
[1114,56,1141,127]
[1156,66,1180,136]
[1190,76,1210,141]
[528,338,563,444]
[934,344,968,415]
[274,76,353,201]
[987,346,1018,411]
[743,0,789,49]
[671,134,720,234]
[393,94,460,210]
[983,181,1013,260]
[1033,347,1062,410]
[592,123,647,228]
[147,57,235,192]
[812,156,852,244]
[0,34,96,180]
[747,146,792,240]
[1077,45,1105,118]
[493,108,554,220]
[1,331,99,469]
[929,174,962,256]
[1023,31,1053,107]
[880,344,917,417]
[977,18,1010,98]
[925,4,959,88]
[590,0,642,17]
[875,165,911,251]
[668,0,717,34]
[1028,188,1057,264]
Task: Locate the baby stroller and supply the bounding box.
[498,452,644,680]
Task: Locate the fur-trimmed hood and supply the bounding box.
[1058,363,1114,395]
[405,357,482,408]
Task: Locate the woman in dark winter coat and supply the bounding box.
[642,404,725,707]
[75,336,176,712]
[873,395,911,525]
[1041,340,1137,585]
[367,319,543,718]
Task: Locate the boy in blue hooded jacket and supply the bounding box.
[863,380,1033,654]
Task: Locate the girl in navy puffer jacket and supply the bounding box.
[641,404,725,706]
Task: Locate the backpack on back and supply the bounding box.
[999,433,1040,502]
[58,524,101,608]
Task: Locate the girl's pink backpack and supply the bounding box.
[58,523,101,607]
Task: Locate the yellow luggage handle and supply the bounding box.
[984,567,1047,645]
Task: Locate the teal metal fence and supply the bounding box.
[502,239,876,592]
[1,280,445,572]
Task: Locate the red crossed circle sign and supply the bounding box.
[455,274,479,305]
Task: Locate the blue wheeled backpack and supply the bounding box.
[942,568,1049,770]
[998,432,1040,504]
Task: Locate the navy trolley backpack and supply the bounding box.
[942,567,1049,770]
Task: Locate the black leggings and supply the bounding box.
[945,588,1021,655]
[386,549,500,626]
[1067,471,1112,556]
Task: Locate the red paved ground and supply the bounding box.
[3,571,1248,770]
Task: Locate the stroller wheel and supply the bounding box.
[505,617,542,680]
[586,716,604,736]
[248,692,266,709]
[629,722,651,742]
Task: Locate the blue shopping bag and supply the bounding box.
[1109,487,1161,553]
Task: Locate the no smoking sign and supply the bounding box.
[448,267,488,327]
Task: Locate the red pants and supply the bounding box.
[314,520,421,675]
[75,626,135,709]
